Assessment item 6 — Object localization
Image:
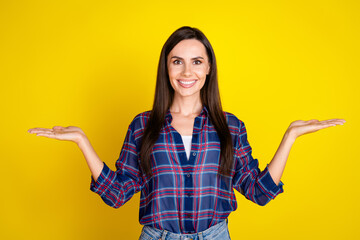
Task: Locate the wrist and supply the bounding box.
[284,129,297,144]
[76,133,88,147]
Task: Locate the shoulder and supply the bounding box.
[223,112,251,149]
[223,111,244,131]
[128,110,151,132]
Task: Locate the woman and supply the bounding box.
[28,26,345,240]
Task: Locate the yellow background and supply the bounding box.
[1,0,359,239]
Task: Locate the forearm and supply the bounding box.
[77,135,104,182]
[267,130,296,186]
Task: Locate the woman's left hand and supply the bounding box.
[287,118,346,139]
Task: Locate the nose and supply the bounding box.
[182,62,192,77]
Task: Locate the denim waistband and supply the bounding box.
[140,219,228,240]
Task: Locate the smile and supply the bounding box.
[177,79,197,88]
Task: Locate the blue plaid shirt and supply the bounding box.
[90,106,284,234]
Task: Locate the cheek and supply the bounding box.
[168,66,181,78]
[193,67,208,78]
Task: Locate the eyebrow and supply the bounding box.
[170,56,204,60]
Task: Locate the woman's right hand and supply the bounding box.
[28,126,86,145]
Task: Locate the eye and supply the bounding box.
[193,60,202,65]
[173,59,182,65]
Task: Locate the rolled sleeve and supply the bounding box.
[90,162,112,197]
[257,164,284,200]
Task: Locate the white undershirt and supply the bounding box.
[181,135,192,160]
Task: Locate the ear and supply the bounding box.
[207,63,211,75]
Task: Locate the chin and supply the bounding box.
[175,90,200,98]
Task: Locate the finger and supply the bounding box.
[36,132,56,138]
[29,129,54,134]
[331,121,345,126]
[310,124,335,132]
[331,120,346,124]
[28,127,52,133]
[317,121,337,126]
[322,119,345,125]
[319,119,344,124]
[321,118,346,122]
[30,127,52,131]
[317,121,343,129]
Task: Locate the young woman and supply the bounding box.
[28,26,345,240]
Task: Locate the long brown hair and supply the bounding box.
[140,26,233,177]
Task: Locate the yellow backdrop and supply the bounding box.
[1,0,359,239]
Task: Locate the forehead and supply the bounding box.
[168,39,207,58]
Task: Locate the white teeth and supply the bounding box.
[179,80,195,85]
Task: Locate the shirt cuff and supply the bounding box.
[90,162,111,196]
[257,164,284,199]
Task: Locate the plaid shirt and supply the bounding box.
[90,106,284,234]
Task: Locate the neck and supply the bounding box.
[170,93,203,117]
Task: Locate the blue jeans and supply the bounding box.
[139,219,231,240]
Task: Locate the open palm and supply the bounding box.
[28,126,85,144]
[288,118,346,139]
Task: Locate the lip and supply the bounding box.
[177,79,197,88]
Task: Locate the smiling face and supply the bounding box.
[167,39,210,99]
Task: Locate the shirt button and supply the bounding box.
[186,173,191,177]
[192,152,196,156]
[187,193,191,197]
